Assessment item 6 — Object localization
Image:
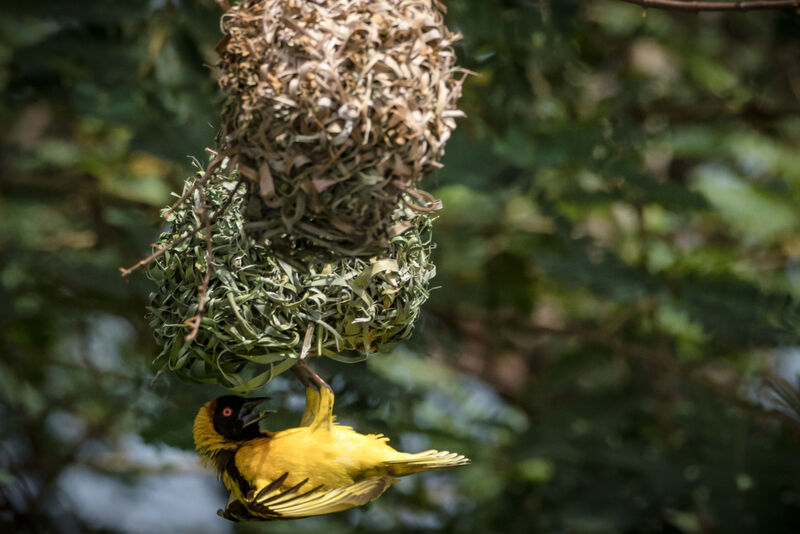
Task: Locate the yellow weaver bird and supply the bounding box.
[193,362,470,521]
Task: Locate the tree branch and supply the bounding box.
[618,0,800,11]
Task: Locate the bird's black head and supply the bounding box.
[212,395,273,441]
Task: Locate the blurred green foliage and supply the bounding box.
[2,1,800,533]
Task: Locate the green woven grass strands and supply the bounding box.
[217,0,466,254]
[145,164,436,392]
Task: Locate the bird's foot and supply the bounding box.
[294,358,333,393]
[290,365,311,388]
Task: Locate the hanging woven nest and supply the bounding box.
[217,0,465,254]
[145,165,436,391]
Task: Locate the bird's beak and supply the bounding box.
[242,410,276,428]
[238,397,275,428]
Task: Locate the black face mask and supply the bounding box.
[212,395,272,441]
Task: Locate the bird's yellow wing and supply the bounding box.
[221,473,393,521]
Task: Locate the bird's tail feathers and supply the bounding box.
[382,449,470,476]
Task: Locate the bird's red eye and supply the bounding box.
[222,407,233,417]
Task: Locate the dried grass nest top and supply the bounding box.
[146,167,436,391]
[217,0,466,253]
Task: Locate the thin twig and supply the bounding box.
[184,180,214,342]
[164,150,228,218]
[296,358,333,392]
[291,366,312,388]
[119,231,194,277]
[617,0,800,11]
[120,178,243,278]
